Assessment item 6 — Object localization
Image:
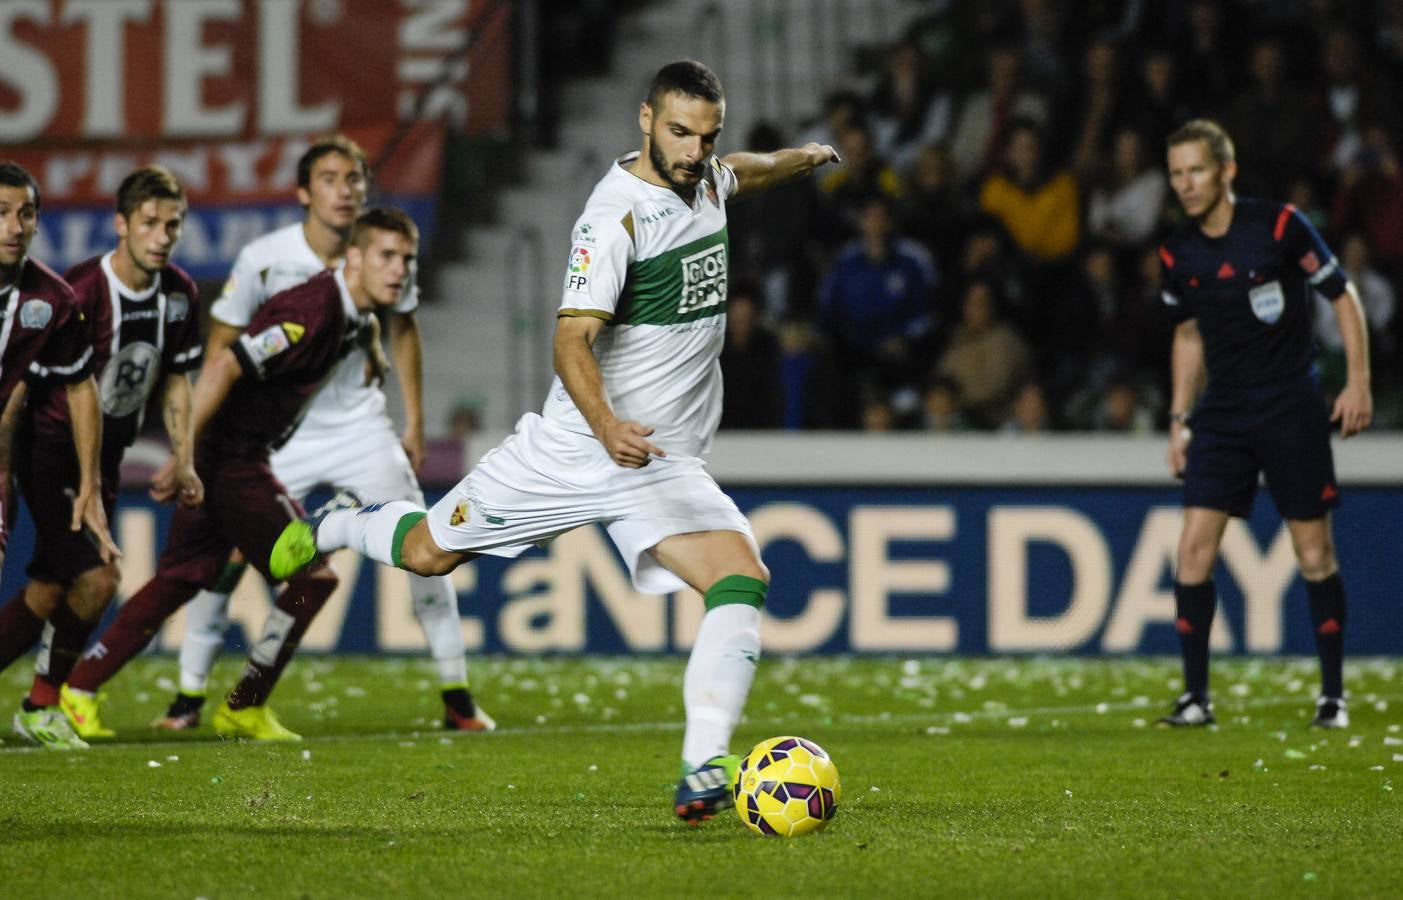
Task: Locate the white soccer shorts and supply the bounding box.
[425,413,753,594]
[271,416,424,506]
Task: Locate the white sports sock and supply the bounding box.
[179,589,231,694]
[409,572,468,685]
[681,604,761,770]
[315,500,424,564]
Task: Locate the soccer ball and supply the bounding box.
[733,736,841,837]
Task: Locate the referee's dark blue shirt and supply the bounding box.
[1159,198,1349,388]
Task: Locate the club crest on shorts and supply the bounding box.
[449,499,470,526]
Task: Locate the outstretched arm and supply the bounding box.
[554,314,664,468]
[388,310,426,471]
[1328,281,1372,437]
[721,143,841,198]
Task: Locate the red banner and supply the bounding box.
[0,1,511,276]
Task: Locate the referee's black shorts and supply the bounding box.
[1183,372,1339,521]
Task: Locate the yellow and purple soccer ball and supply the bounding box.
[733,736,841,837]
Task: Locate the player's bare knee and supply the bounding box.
[1295,541,1337,580]
[23,583,63,619]
[72,564,121,620]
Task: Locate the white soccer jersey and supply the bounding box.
[211,222,419,431]
[542,153,737,459]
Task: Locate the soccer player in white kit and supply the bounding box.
[157,136,492,732]
[270,62,838,823]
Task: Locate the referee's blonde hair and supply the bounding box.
[1168,119,1236,167]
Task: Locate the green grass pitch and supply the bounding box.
[2,655,1401,898]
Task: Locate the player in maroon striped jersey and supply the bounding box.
[0,167,204,749]
[0,163,118,746]
[61,207,419,742]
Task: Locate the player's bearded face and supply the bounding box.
[644,93,723,192]
[119,198,185,274]
[300,152,368,233]
[0,184,38,269]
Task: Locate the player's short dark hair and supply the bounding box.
[646,60,724,109]
[351,206,419,248]
[116,166,185,219]
[297,134,369,190]
[1168,119,1236,167]
[0,161,41,210]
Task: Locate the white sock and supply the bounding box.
[315,500,424,564]
[681,604,761,770]
[410,572,468,685]
[179,589,231,694]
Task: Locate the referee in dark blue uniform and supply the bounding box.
[1157,120,1372,729]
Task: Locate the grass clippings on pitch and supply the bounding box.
[2,655,1400,899]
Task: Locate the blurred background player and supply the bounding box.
[268,60,839,822]
[0,161,118,746]
[1156,120,1370,729]
[4,166,204,750]
[61,207,420,742]
[157,136,490,732]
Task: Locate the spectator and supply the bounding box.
[921,376,966,431]
[861,396,898,432]
[1314,232,1396,366]
[797,89,866,151]
[1070,35,1127,178]
[934,278,1032,428]
[1002,380,1052,433]
[818,195,938,425]
[1315,27,1399,174]
[778,319,841,430]
[1085,127,1168,248]
[899,143,974,279]
[977,118,1080,265]
[727,121,823,317]
[818,124,907,243]
[1128,47,1192,150]
[1173,0,1233,113]
[869,41,954,177]
[949,44,1050,182]
[1331,124,1403,269]
[719,285,784,429]
[1092,377,1155,433]
[1224,37,1315,194]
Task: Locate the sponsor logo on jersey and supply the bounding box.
[638,207,677,225]
[167,292,190,322]
[574,223,596,245]
[100,341,162,417]
[565,246,591,293]
[678,244,726,314]
[19,298,51,329]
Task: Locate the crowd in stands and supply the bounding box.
[720,0,1403,432]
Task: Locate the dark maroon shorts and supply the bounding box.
[15,432,119,584]
[157,450,308,588]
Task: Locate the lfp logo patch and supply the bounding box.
[565,246,591,293]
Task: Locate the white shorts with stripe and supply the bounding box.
[425,413,753,594]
